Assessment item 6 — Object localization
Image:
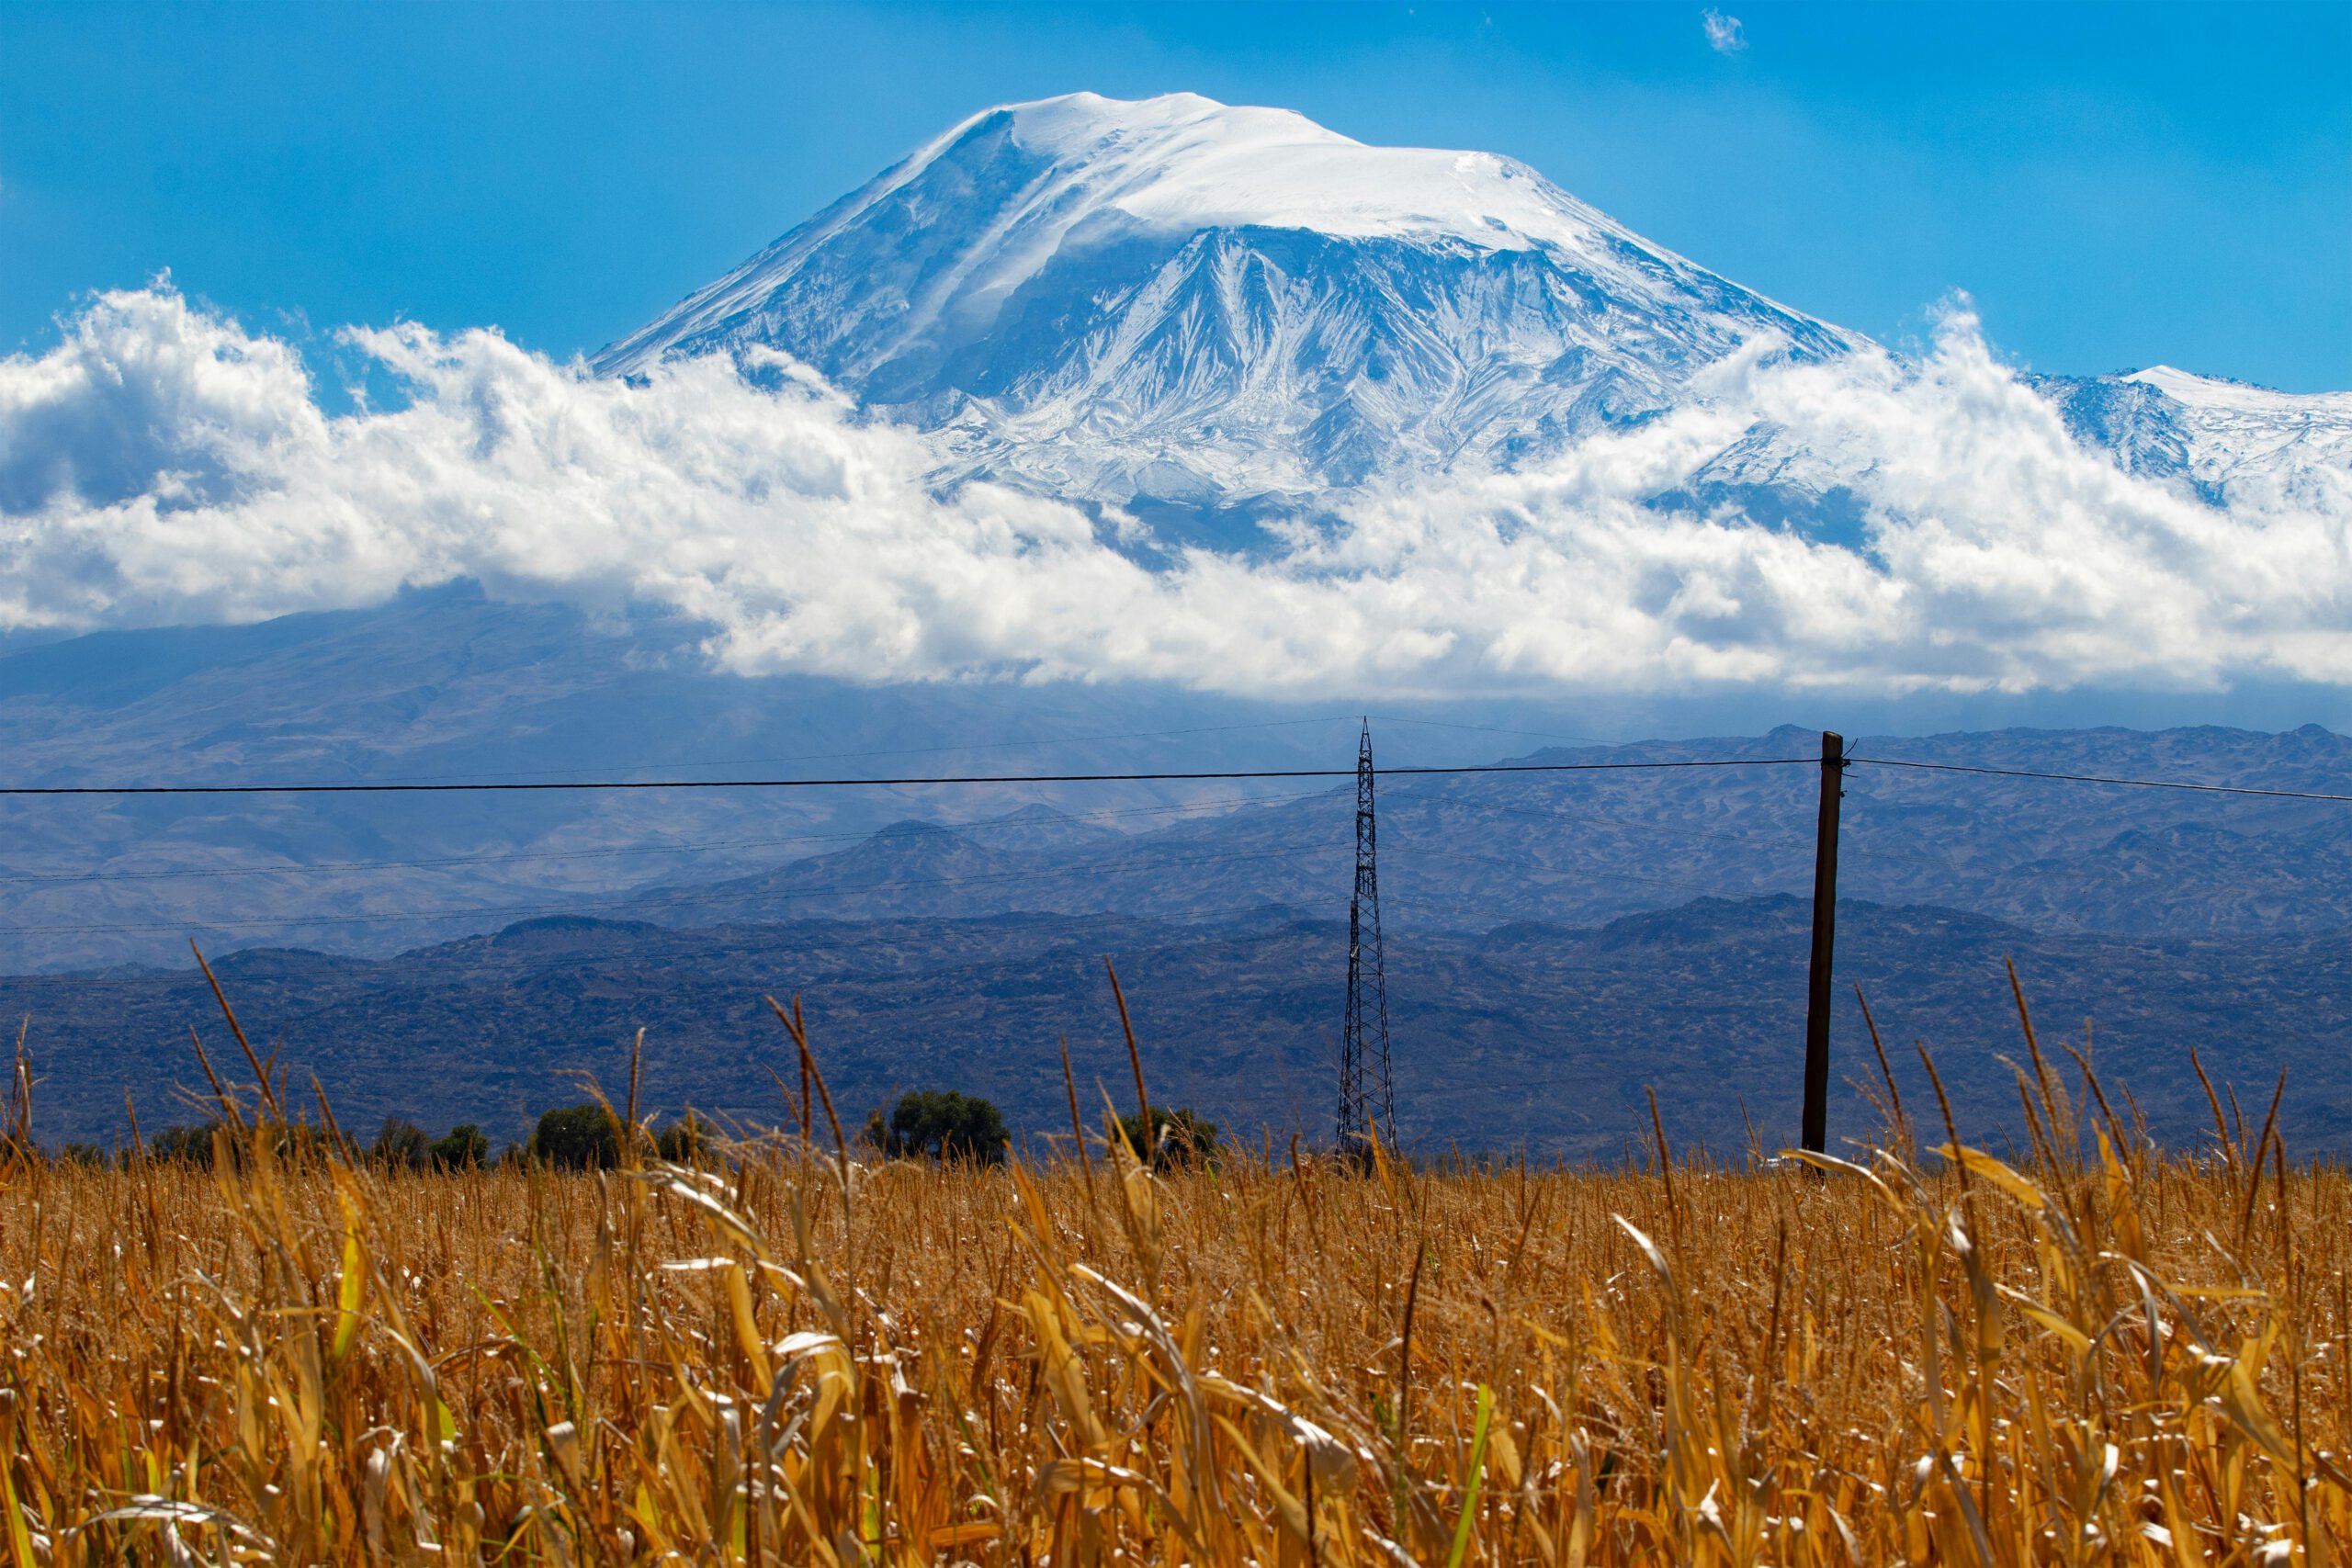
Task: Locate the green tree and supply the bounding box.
[654,1112,707,1164]
[150,1125,216,1166]
[372,1117,431,1170]
[1116,1106,1219,1169]
[430,1123,492,1169]
[529,1104,620,1170]
[862,1091,1009,1166]
[56,1142,107,1167]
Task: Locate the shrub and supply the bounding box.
[654,1112,707,1164]
[147,1122,333,1168]
[529,1104,619,1170]
[430,1123,491,1169]
[149,1125,216,1166]
[863,1090,1008,1166]
[1117,1106,1219,1169]
[372,1117,432,1170]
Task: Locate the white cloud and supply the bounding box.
[1703,8,1747,52]
[0,285,2346,700]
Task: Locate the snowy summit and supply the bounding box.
[596,92,1860,513]
[598,91,2346,531]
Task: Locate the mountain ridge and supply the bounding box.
[12,892,2352,1156]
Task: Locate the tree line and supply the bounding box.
[79,1089,1219,1171]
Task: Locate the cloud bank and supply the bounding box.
[0,285,2346,698]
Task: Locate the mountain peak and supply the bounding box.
[932,90,1604,254]
[2125,364,2352,414]
[594,92,1861,517]
[970,91,1305,151]
[596,92,1652,383]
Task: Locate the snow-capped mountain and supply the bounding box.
[2035,367,2352,509]
[599,91,2344,528]
[596,92,1865,510]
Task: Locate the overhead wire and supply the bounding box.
[1849,754,2352,804]
[1374,774,1813,855]
[10,741,2338,951]
[0,791,1825,942]
[0,755,1815,795]
[297,714,1370,785]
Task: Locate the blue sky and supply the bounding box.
[0,0,2346,390]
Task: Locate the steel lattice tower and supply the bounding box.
[1338,719,1396,1156]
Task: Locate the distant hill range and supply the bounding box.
[7,894,2349,1160]
[6,589,2352,1156]
[7,590,2351,969]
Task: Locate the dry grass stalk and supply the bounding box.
[0,1014,2346,1562]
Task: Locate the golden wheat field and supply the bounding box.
[1,1029,2349,1566]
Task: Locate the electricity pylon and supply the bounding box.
[1338,718,1396,1158]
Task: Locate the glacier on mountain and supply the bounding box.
[595,91,2346,537]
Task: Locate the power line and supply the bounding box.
[0,788,1337,886]
[1850,755,2352,805]
[0,757,1815,797]
[0,824,1814,942]
[311,715,1368,785]
[1377,775,1811,855]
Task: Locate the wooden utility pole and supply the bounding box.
[1801,729,1846,1155]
